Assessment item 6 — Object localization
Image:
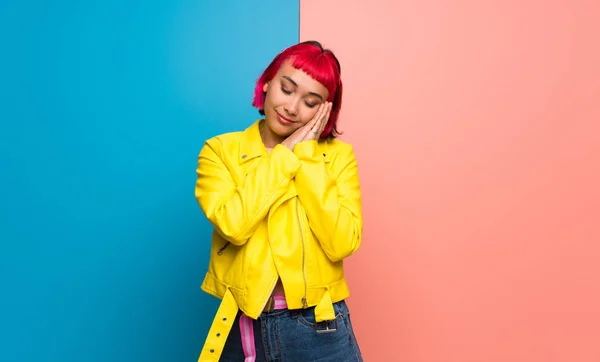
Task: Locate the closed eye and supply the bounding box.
[280,86,292,95]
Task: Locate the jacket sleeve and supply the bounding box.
[195,138,302,245]
[293,140,363,262]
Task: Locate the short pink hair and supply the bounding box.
[252,41,343,139]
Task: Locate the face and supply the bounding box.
[262,61,330,139]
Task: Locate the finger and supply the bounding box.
[296,106,321,137]
[311,103,326,126]
[314,102,330,136]
[303,103,326,139]
[300,122,317,141]
[306,125,320,140]
[310,109,324,136]
[319,102,332,134]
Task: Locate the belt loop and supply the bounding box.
[263,296,274,313]
[314,289,335,322]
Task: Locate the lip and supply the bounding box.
[276,112,295,125]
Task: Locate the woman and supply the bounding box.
[195,41,363,362]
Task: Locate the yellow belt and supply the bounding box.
[197,289,239,362]
[197,288,336,361]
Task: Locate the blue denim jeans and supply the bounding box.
[219,300,363,362]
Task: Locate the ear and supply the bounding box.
[263,82,269,93]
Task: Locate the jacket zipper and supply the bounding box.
[217,242,230,255]
[220,240,278,313]
[296,197,309,308]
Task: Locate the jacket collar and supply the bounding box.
[239,119,267,164]
[238,119,332,164]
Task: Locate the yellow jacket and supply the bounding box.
[195,120,362,361]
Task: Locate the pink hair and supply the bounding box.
[252,41,343,138]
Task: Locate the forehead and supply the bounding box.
[276,61,329,98]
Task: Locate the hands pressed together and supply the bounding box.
[281,102,332,151]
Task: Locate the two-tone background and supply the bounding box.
[1,1,599,361]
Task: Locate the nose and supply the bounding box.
[284,98,299,116]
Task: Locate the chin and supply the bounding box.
[266,116,293,137]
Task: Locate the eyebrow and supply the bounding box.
[282,76,324,100]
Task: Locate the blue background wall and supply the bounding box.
[0,1,298,361]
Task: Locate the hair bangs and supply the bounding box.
[290,53,338,101]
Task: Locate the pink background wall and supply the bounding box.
[301,1,600,361]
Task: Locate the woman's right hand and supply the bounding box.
[281,102,331,151]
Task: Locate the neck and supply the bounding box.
[259,121,285,149]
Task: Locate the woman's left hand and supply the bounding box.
[304,102,332,141]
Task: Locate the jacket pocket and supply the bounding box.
[297,307,343,332]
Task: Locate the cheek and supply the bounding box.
[264,88,282,107]
[263,91,275,108]
[299,107,319,124]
